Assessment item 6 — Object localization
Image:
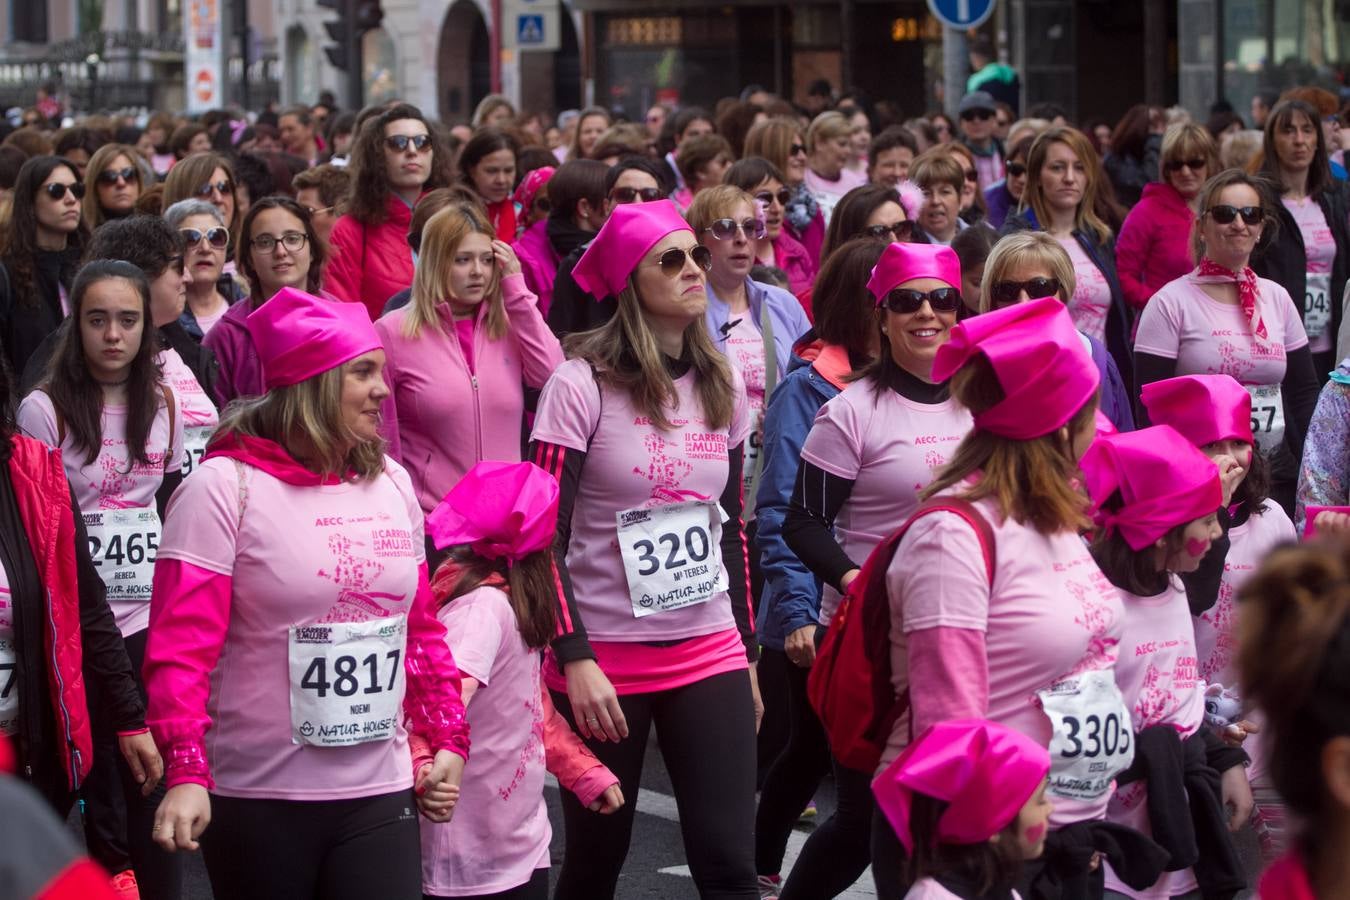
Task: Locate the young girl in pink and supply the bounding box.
[1081,425,1249,900]
[873,719,1053,900]
[415,460,623,899]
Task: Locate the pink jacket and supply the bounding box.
[773,230,817,299]
[512,220,559,317]
[327,194,418,320]
[375,273,564,516]
[1115,182,1197,311]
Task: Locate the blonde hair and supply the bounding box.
[685,184,756,235]
[745,117,804,181]
[807,111,854,153]
[978,232,1076,313]
[1159,122,1220,180]
[1025,127,1112,244]
[1220,130,1264,172]
[404,204,507,341]
[216,364,386,481]
[1006,118,1051,149]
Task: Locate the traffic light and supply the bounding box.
[320,0,383,72]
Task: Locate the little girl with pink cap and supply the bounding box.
[1081,426,1250,899]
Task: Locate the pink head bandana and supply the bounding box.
[931,296,1100,438]
[866,242,962,306]
[1081,425,1223,551]
[426,461,560,562]
[1196,258,1267,341]
[1140,374,1254,447]
[513,166,555,214]
[572,200,694,300]
[872,719,1050,854]
[245,287,383,389]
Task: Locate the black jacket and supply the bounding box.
[1018,816,1170,900]
[545,240,617,338]
[0,249,80,384]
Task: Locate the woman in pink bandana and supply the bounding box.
[1135,169,1320,520]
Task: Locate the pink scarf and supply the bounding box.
[1197,257,1268,340]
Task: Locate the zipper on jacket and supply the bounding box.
[44,586,80,790]
[470,374,483,461]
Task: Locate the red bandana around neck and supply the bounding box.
[1197,258,1268,340]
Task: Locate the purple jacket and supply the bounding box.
[202,299,262,407]
[513,220,559,317]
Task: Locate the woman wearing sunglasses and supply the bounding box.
[946,141,990,226]
[1116,123,1219,316]
[724,157,817,299]
[83,143,142,230]
[1255,98,1350,378]
[164,199,235,340]
[163,153,241,262]
[746,117,827,266]
[821,182,925,262]
[530,201,761,899]
[1136,169,1320,518]
[982,134,1032,230]
[0,156,88,379]
[979,232,1135,432]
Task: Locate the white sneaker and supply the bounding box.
[757,874,782,899]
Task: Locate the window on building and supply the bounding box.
[13,2,49,42]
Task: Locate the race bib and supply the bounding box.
[1245,383,1285,454]
[616,500,727,618]
[743,410,764,517]
[1038,669,1135,802]
[84,507,160,603]
[180,425,213,477]
[288,614,406,747]
[1305,271,1331,342]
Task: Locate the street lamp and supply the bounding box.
[85,52,101,113]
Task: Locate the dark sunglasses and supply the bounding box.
[44,182,85,200]
[195,180,232,197]
[964,169,979,183]
[882,286,962,314]
[1206,205,1263,225]
[990,277,1062,307]
[97,166,138,185]
[180,226,230,249]
[609,186,664,204]
[1165,158,1207,173]
[705,217,766,241]
[385,133,432,152]
[1006,161,1027,177]
[532,196,551,212]
[646,245,713,275]
[961,109,995,122]
[789,143,807,156]
[754,188,793,207]
[859,221,916,242]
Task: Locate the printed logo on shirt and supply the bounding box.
[1065,570,1122,675]
[371,528,414,557]
[315,528,409,624]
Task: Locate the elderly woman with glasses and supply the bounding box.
[164,199,236,341]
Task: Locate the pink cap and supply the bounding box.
[245,287,383,389]
[571,200,693,300]
[932,297,1099,439]
[872,719,1050,854]
[512,166,555,213]
[867,242,961,306]
[1081,425,1222,551]
[426,461,559,562]
[1140,375,1254,447]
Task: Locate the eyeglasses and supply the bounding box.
[609,186,665,204]
[43,182,85,200]
[1206,205,1263,225]
[1006,161,1027,177]
[385,133,431,152]
[961,109,994,122]
[964,169,979,183]
[644,245,713,275]
[881,287,962,314]
[989,277,1062,307]
[705,217,766,240]
[250,230,308,253]
[859,221,916,242]
[97,166,138,185]
[754,188,793,208]
[789,143,807,156]
[180,226,229,249]
[1165,158,1207,173]
[196,180,232,197]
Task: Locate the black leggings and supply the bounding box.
[777,759,874,900]
[756,646,793,788]
[754,652,831,876]
[82,627,182,900]
[870,804,910,898]
[549,668,758,900]
[202,789,422,900]
[427,867,548,900]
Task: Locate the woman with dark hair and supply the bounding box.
[982,134,1032,230]
[457,127,520,240]
[1255,98,1350,378]
[1103,104,1163,207]
[163,152,241,254]
[328,103,454,319]
[724,157,816,298]
[18,259,185,899]
[821,182,925,260]
[0,156,88,377]
[83,142,143,229]
[746,118,827,265]
[515,159,603,317]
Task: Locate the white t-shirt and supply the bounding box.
[905,879,1022,900]
[1057,236,1112,343]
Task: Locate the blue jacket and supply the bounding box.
[705,277,812,384]
[753,342,852,650]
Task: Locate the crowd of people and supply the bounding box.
[0,72,1349,900]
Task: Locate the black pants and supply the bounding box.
[549,669,758,900]
[778,759,874,900]
[203,789,422,900]
[82,627,182,900]
[756,647,792,788]
[428,867,549,900]
[754,652,831,876]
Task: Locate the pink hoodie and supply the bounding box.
[375,273,564,515]
[1115,181,1198,312]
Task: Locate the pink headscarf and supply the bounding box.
[571,200,693,300]
[426,461,559,563]
[866,242,961,306]
[1139,374,1254,447]
[512,166,555,214]
[245,287,383,389]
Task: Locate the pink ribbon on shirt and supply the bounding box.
[1196,258,1267,341]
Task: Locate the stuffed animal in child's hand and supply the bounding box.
[1203,683,1244,738]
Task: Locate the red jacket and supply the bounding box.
[326,194,418,320]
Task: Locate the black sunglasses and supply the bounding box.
[961,109,995,122]
[97,166,138,185]
[195,180,232,197]
[609,186,664,204]
[1006,161,1027,177]
[882,287,962,314]
[789,143,807,156]
[180,226,230,249]
[532,196,551,212]
[990,277,1061,307]
[1166,158,1208,173]
[385,133,431,152]
[1206,205,1263,225]
[859,221,915,242]
[645,245,713,275]
[754,188,793,208]
[44,182,85,200]
[964,169,979,183]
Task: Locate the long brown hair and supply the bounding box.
[163,152,241,249]
[3,156,88,307]
[1261,99,1333,199]
[903,793,1024,892]
[1025,127,1112,244]
[344,103,453,225]
[237,196,326,303]
[436,548,558,649]
[82,143,143,229]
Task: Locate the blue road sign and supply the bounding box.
[518,14,545,45]
[926,0,995,29]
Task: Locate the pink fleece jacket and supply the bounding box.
[1115,182,1198,311]
[512,220,559,317]
[375,273,564,516]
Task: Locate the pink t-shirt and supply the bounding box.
[530,357,751,646]
[904,879,1022,900]
[889,493,1126,827]
[801,379,971,624]
[421,586,549,896]
[804,166,869,226]
[1135,272,1308,386]
[159,347,219,479]
[195,305,228,335]
[1103,580,1206,900]
[155,455,426,800]
[1057,236,1112,343]
[723,315,767,502]
[1281,196,1336,353]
